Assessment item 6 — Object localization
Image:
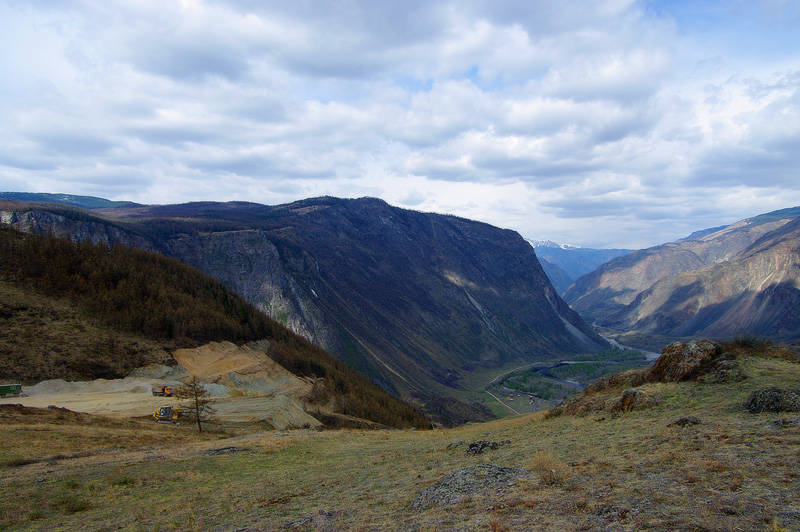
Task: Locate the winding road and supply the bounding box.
[484,390,521,415]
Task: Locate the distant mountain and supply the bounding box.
[529,239,581,250]
[1,196,607,423]
[565,206,800,342]
[529,240,631,293]
[0,192,140,210]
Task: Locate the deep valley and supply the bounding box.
[1,193,799,531]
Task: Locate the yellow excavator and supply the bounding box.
[153,405,179,423]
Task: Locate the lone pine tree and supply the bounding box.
[176,377,216,433]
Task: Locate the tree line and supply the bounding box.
[0,226,430,429]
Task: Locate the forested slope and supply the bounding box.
[0,227,429,428]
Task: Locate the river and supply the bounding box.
[601,335,661,361]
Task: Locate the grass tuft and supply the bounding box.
[54,492,91,514]
[529,450,571,487]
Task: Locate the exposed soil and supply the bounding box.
[0,341,322,429]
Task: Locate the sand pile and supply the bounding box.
[172,341,311,397]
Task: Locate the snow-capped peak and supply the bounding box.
[528,239,581,250]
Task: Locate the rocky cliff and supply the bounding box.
[1,197,606,419]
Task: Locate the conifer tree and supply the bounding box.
[176,377,216,433]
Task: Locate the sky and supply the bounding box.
[1,0,799,248]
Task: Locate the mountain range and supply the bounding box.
[0,194,607,422]
[564,206,800,344]
[529,240,631,294]
[0,224,429,429]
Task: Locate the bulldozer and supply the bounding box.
[153,405,179,424]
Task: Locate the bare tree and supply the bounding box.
[175,377,216,433]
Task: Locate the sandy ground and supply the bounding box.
[0,342,322,428]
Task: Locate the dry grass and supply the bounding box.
[0,405,218,467]
[1,354,799,530]
[528,450,571,486]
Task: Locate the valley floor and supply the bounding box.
[2,355,799,531]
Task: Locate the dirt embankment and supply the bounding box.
[0,341,324,429]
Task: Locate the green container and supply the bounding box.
[0,384,22,397]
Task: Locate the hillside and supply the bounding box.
[0,226,429,429]
[537,257,574,294]
[0,192,140,210]
[1,196,607,421]
[606,217,800,341]
[565,207,800,336]
[2,340,799,530]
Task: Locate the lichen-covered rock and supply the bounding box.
[648,340,722,382]
[584,370,648,394]
[610,388,657,413]
[744,388,800,413]
[411,465,527,510]
[697,354,746,383]
[465,440,511,455]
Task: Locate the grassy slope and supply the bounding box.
[0,227,429,429]
[2,349,798,531]
[0,281,172,383]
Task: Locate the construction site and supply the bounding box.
[0,341,324,430]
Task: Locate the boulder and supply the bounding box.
[744,388,800,413]
[610,388,657,413]
[411,464,527,510]
[697,354,746,383]
[465,440,511,455]
[647,340,722,382]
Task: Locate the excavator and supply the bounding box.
[152,405,179,423]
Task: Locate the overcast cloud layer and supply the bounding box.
[1,0,799,248]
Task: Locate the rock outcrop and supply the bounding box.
[744,388,800,413]
[610,388,657,413]
[647,340,722,382]
[411,465,528,510]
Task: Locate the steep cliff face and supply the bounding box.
[245,198,605,394]
[0,197,606,414]
[163,230,335,350]
[537,257,574,294]
[0,205,154,251]
[565,208,800,322]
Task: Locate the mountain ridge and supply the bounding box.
[566,206,800,344]
[528,239,632,295]
[0,225,429,429]
[1,195,607,422]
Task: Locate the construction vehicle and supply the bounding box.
[0,384,22,397]
[151,384,175,397]
[153,406,179,423]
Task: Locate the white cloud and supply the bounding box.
[0,0,798,248]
